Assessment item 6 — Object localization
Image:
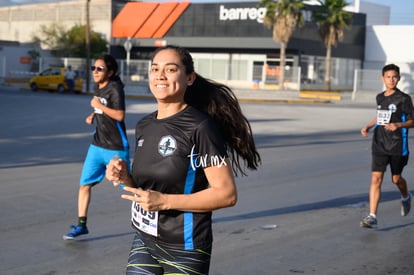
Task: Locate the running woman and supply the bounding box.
[106,45,261,274]
[63,54,130,240]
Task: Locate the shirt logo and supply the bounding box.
[158,135,177,156]
[188,145,227,171]
[137,139,144,147]
[388,104,397,113]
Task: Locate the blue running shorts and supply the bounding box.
[80,144,130,186]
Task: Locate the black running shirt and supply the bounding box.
[92,80,129,151]
[131,106,227,250]
[373,89,414,156]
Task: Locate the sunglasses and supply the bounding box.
[91,66,105,72]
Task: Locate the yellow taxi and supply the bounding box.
[29,67,83,93]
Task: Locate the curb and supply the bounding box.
[236,98,331,104]
[122,94,331,104]
[299,90,342,101]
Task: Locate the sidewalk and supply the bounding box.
[5,80,375,105]
[124,83,376,105]
[122,83,353,104]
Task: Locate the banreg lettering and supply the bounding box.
[219,5,266,23]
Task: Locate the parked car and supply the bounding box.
[29,67,83,93]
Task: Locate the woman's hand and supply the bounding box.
[85,113,95,125]
[106,158,129,186]
[121,187,169,212]
[90,96,102,109]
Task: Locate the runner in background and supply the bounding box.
[63,54,130,240]
[360,63,413,228]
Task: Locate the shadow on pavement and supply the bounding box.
[213,191,400,223]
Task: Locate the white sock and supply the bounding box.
[369,213,377,219]
[402,194,410,201]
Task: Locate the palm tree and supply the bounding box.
[312,0,352,90]
[259,0,304,90]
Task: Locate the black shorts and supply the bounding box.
[372,154,409,175]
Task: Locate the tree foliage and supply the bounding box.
[312,0,352,90]
[259,0,304,89]
[32,23,107,58]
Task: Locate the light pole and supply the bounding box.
[86,0,91,93]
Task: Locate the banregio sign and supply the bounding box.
[166,2,272,37]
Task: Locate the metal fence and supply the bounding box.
[8,55,410,99]
[351,69,382,100]
[1,56,303,92]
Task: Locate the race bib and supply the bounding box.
[94,97,106,114]
[94,107,103,114]
[377,110,391,125]
[131,201,158,237]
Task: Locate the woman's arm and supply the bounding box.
[121,160,238,213]
[91,96,125,121]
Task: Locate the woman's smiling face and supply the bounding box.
[149,49,194,102]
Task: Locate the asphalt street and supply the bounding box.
[1,87,414,275]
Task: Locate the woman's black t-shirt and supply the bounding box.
[131,106,227,250]
[92,80,129,151]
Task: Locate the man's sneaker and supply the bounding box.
[360,215,377,228]
[401,193,412,216]
[63,225,89,240]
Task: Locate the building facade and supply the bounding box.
[0,0,366,89]
[110,1,365,89]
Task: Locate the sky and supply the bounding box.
[0,0,413,25]
[359,0,414,25]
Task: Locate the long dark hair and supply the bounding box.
[151,45,261,176]
[97,54,124,87]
